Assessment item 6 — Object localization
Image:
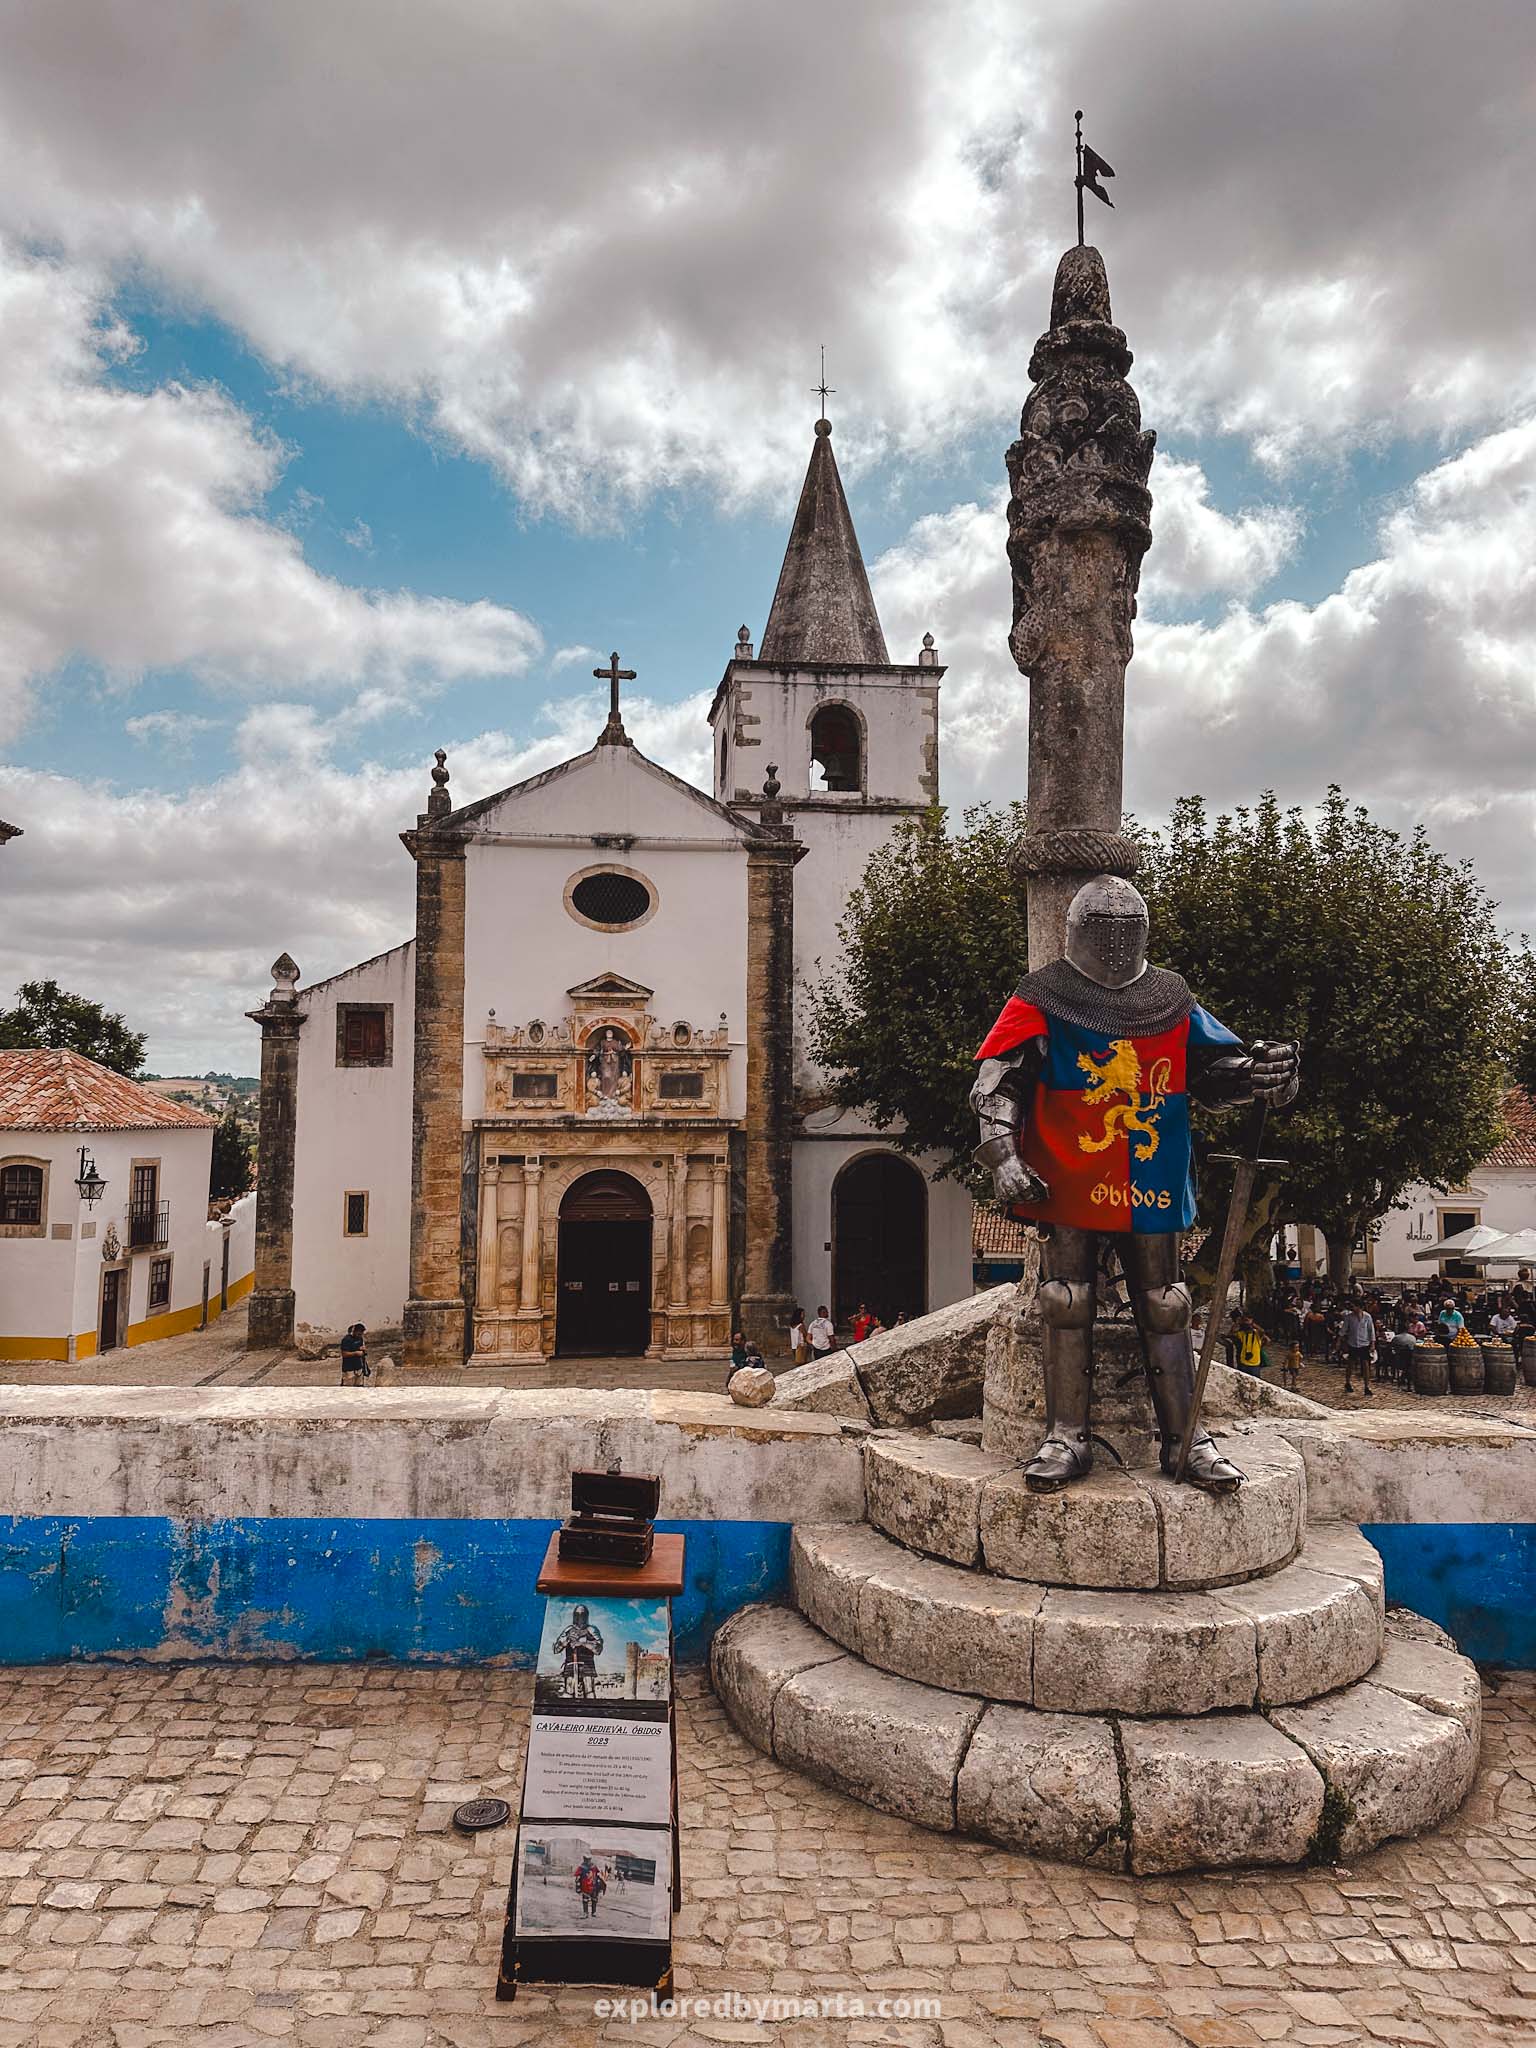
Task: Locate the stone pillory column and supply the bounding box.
[400,750,469,1378]
[741,767,807,1354]
[246,952,305,1350]
[1008,244,1155,966]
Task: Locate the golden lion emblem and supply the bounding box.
[1076,1039,1171,1162]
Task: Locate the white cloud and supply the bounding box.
[0,685,714,1070]
[871,423,1536,937]
[549,645,600,672]
[1138,459,1301,607]
[0,241,543,742]
[5,1,1527,522]
[124,710,222,753]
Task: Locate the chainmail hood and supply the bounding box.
[1013,957,1195,1037]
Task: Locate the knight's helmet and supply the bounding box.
[1064,874,1150,990]
[572,1604,590,1625]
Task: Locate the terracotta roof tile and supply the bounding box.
[0,1050,217,1132]
[1487,1086,1536,1169]
[973,1204,1036,1258]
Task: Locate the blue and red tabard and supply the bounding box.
[975,995,1242,1234]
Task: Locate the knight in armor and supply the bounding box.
[972,875,1299,1494]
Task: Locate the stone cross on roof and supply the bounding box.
[594,651,636,748]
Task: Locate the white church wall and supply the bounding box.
[461,752,750,1122]
[716,665,936,811]
[1372,1166,1536,1282]
[290,942,415,1333]
[789,805,919,1086]
[791,1135,973,1326]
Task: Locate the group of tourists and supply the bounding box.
[1240,1273,1536,1397]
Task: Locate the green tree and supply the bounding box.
[809,788,1517,1290]
[1135,790,1513,1291]
[210,1108,254,1200]
[1513,945,1536,1101]
[0,979,147,1076]
[806,803,1029,1184]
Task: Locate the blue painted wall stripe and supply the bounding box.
[1364,1523,1536,1669]
[0,1517,791,1666]
[2,1514,1533,1669]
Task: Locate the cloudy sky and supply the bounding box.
[1,0,1533,1070]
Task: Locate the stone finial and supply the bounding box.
[918,631,938,668]
[427,748,452,820]
[736,624,754,660]
[763,764,781,801]
[1007,243,1155,678]
[269,953,300,1003]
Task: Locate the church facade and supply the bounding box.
[247,419,972,1373]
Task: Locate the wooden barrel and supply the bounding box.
[1522,1344,1536,1389]
[1479,1342,1518,1395]
[1448,1343,1485,1396]
[1412,1344,1449,1397]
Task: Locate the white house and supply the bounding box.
[1370,1088,1536,1285]
[0,1049,254,1362]
[249,416,974,1372]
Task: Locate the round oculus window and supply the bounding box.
[569,869,654,928]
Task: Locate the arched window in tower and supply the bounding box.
[809,704,862,793]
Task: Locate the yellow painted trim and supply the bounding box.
[225,1270,254,1308]
[74,1332,98,1361]
[126,1300,205,1346]
[0,1335,71,1361]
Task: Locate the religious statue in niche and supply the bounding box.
[584,1027,634,1116]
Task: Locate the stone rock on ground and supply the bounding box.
[957,1706,1125,1868]
[769,1350,872,1421]
[728,1365,777,1407]
[293,1322,341,1361]
[1121,1713,1325,1875]
[774,1286,1015,1427]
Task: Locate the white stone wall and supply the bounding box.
[1372,1164,1536,1281]
[460,747,750,1121]
[290,942,415,1332]
[790,1129,973,1324]
[0,1129,81,1346]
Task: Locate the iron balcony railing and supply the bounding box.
[128,1199,170,1250]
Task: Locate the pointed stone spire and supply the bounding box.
[758,419,889,666]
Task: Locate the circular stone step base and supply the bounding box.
[790,1521,1384,1716]
[710,1604,1481,1875]
[865,1424,1305,1590]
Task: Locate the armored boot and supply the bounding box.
[1145,1332,1244,1494]
[1024,1271,1096,1492]
[1122,1238,1244,1495]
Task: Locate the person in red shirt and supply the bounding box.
[851,1303,875,1343]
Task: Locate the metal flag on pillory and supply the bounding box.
[1074,110,1117,244]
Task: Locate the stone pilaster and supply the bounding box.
[709,1159,729,1310]
[246,954,304,1350]
[1007,244,1155,966]
[400,754,468,1378]
[741,773,807,1352]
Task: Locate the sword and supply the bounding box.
[1173,1093,1290,1483]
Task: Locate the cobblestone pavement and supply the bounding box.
[1,1661,1534,2046]
[3,1303,1534,1416]
[0,1307,727,1394]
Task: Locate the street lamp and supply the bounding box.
[75,1147,107,1207]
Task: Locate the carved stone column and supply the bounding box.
[669,1153,689,1313]
[741,773,808,1354]
[520,1158,543,1335]
[1007,244,1154,966]
[709,1159,729,1310]
[475,1156,501,1345]
[246,953,304,1350]
[401,752,468,1376]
